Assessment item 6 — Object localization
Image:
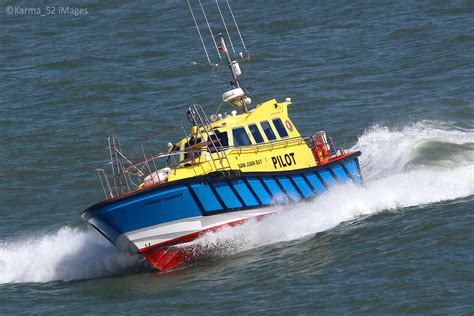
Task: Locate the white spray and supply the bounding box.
[0,120,472,283]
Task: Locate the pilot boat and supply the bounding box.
[81,1,362,271]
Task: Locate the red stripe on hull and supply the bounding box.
[138,152,356,272]
[139,214,269,271]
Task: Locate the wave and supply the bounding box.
[0,227,144,284]
[182,120,474,258]
[0,120,472,283]
[353,120,474,180]
[183,163,473,258]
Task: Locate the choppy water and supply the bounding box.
[1,0,473,314]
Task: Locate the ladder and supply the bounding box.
[187,104,231,171]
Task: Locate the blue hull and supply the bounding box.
[82,152,362,247]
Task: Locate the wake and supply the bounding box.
[0,120,472,283]
[0,227,143,284]
[181,121,474,257]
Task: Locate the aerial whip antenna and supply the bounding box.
[226,0,248,52]
[186,0,252,112]
[198,0,222,61]
[186,0,213,66]
[215,0,236,57]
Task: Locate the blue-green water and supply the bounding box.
[1,0,473,313]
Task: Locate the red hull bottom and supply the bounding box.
[141,247,190,271]
[139,215,267,271]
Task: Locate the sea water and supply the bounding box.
[0,0,473,313]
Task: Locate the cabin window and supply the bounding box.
[232,127,252,147]
[260,121,277,141]
[248,124,264,144]
[208,130,228,153]
[272,118,289,138]
[216,130,228,147]
[183,136,202,161]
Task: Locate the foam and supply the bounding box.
[0,227,142,284]
[182,121,474,257]
[1,120,472,283]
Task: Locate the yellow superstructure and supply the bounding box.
[164,98,318,183]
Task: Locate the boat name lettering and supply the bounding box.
[144,193,183,206]
[238,159,262,169]
[272,153,296,169]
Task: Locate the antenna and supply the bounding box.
[186,0,252,112]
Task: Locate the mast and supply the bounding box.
[218,34,239,88]
[187,0,251,112]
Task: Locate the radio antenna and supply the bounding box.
[186,0,252,112]
[186,0,213,66]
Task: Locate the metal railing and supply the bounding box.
[94,133,312,200]
[310,131,346,159]
[94,109,345,200]
[95,142,203,200]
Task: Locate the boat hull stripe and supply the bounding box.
[328,168,340,182]
[84,155,363,246]
[301,173,317,193]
